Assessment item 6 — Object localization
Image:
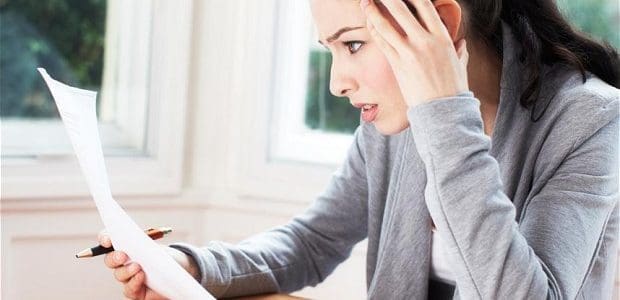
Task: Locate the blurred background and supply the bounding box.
[1,0,618,299]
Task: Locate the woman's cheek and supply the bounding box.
[361,51,399,91]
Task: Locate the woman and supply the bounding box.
[100,0,619,298]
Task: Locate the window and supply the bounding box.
[1,0,150,157]
[1,0,193,198]
[1,0,107,119]
[268,1,356,166]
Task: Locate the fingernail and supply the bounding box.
[360,0,369,10]
[114,252,124,262]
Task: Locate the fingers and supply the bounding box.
[366,19,400,63]
[405,0,445,34]
[375,0,424,36]
[123,270,146,299]
[104,250,129,268]
[362,0,404,59]
[114,262,142,283]
[98,230,112,248]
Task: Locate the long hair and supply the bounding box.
[458,0,619,121]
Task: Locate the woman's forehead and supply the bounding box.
[310,0,366,41]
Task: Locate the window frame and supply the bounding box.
[227,0,352,205]
[1,0,193,199]
[268,0,355,167]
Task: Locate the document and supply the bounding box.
[38,68,214,300]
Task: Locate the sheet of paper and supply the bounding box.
[38,68,214,300]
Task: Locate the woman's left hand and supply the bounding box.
[361,0,469,108]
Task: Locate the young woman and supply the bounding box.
[100,0,619,298]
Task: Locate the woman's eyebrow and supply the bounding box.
[317,26,365,46]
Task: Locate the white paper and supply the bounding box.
[38,68,214,300]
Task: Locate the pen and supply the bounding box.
[75,227,173,258]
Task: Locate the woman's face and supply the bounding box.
[310,0,410,135]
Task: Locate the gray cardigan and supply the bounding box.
[171,24,619,299]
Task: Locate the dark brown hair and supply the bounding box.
[462,0,619,121]
[394,0,620,121]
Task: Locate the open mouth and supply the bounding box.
[360,104,378,122]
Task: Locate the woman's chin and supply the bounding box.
[373,120,410,136]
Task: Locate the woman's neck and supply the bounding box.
[466,39,503,136]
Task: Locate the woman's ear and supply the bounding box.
[432,0,462,41]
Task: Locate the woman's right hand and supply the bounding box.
[98,231,168,300]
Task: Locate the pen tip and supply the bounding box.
[75,249,93,258]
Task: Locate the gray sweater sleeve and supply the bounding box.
[170,126,369,298]
[407,92,619,299]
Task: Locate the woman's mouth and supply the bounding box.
[360,104,379,122]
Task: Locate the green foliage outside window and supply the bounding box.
[0,0,106,118]
[558,0,619,49]
[304,50,360,134]
[304,0,620,134]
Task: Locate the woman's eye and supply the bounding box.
[343,41,364,54]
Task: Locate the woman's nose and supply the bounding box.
[329,63,356,97]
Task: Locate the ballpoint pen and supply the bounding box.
[75,227,172,258]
